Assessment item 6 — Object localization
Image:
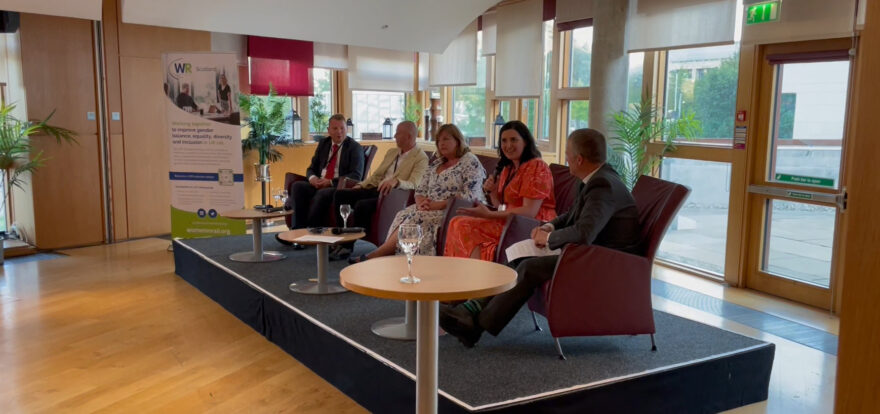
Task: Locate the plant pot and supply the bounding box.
[254,163,271,182]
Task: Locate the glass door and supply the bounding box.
[746,41,851,310]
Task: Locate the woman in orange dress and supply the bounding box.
[443,121,556,261]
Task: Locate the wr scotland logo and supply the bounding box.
[168,58,192,79]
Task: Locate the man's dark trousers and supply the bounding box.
[477,255,559,335]
[291,182,336,229]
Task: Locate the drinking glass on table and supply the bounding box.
[340,204,353,228]
[398,224,422,284]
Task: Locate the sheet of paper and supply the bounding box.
[504,239,560,262]
[294,235,344,243]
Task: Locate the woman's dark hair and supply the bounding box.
[495,120,541,177]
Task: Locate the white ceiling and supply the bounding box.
[121,0,500,53]
[0,0,102,21]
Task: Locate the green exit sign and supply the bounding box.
[747,1,781,25]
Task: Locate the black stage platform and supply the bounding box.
[173,234,774,413]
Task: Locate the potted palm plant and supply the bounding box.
[607,100,701,190]
[238,86,299,205]
[0,103,77,261]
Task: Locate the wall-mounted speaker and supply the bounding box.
[0,11,20,34]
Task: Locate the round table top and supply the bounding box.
[276,228,365,245]
[220,208,292,220]
[340,256,517,302]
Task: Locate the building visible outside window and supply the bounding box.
[452,31,487,144]
[309,68,333,139]
[351,90,405,139]
[665,44,740,143]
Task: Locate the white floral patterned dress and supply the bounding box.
[386,152,486,256]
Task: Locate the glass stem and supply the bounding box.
[407,253,413,278]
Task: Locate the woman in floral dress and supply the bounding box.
[349,124,486,262]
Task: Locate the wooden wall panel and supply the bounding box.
[834,0,880,411]
[119,56,171,237]
[19,13,104,249]
[118,23,210,59]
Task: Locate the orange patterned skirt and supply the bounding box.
[443,216,507,261]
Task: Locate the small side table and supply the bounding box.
[278,228,365,295]
[220,208,292,263]
[341,256,516,414]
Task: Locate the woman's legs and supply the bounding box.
[469,246,481,259]
[366,226,399,259]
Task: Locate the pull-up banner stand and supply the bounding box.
[163,52,246,238]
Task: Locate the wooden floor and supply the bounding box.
[0,238,836,413]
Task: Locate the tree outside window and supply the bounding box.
[452,31,487,142]
[665,45,740,142]
[309,68,332,139]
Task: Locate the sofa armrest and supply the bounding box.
[435,197,477,256]
[545,244,654,337]
[494,214,541,264]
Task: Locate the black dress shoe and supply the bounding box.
[439,305,483,348]
[329,246,352,261]
[275,233,293,246]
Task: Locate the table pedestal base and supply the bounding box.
[372,301,417,340]
[289,281,348,295]
[229,251,286,262]
[416,300,439,414]
[290,244,347,295]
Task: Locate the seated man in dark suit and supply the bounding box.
[440,128,641,347]
[277,114,364,247]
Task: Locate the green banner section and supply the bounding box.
[774,173,834,187]
[171,206,246,239]
[747,1,780,25]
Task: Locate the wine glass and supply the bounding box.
[273,189,283,206]
[398,224,422,284]
[339,204,353,228]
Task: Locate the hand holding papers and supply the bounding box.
[504,239,560,263]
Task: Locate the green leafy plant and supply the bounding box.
[405,95,423,135]
[607,99,701,189]
[0,103,76,216]
[309,97,329,136]
[238,86,297,164]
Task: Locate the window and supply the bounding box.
[452,31,487,142]
[521,98,538,135]
[308,68,333,138]
[351,90,405,139]
[566,100,589,135]
[568,26,593,88]
[664,44,740,143]
[627,52,645,107]
[657,158,731,275]
[540,19,554,140]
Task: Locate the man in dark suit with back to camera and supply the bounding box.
[276,113,364,247]
[440,128,641,348]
